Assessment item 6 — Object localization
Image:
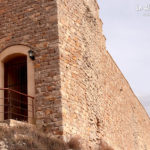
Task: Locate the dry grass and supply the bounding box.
[0,124,82,150]
[0,123,114,150]
[67,136,82,150]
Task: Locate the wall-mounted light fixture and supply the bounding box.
[28,50,35,60]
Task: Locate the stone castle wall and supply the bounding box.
[0,0,150,149]
[57,0,150,149]
[0,0,63,137]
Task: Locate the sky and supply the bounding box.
[97,0,150,116]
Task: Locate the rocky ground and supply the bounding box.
[0,120,113,150]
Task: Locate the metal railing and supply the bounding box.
[0,88,35,123]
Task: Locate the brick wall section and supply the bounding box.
[0,0,63,138]
[57,0,150,149]
[0,0,150,149]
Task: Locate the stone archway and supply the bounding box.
[0,45,35,123]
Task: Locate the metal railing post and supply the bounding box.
[0,88,35,123]
[8,89,11,119]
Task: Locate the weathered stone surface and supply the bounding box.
[57,0,150,149]
[0,0,62,137]
[0,0,150,149]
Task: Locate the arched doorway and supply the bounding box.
[0,45,35,123]
[4,55,27,121]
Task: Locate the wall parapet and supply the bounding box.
[84,0,99,18]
